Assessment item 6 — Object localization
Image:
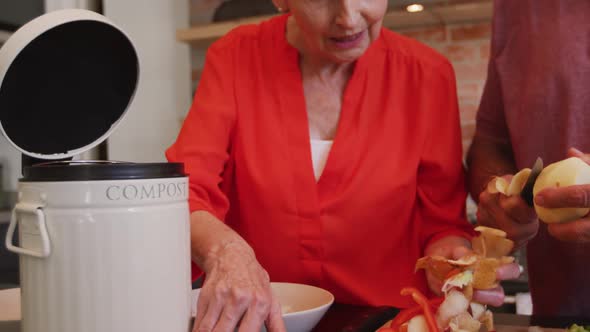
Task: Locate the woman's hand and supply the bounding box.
[534,147,590,242]
[477,176,539,249]
[424,236,520,307]
[424,236,471,296]
[470,264,521,307]
[193,241,286,332]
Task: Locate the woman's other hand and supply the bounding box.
[423,236,471,296]
[193,241,286,332]
[424,236,520,307]
[470,263,521,307]
[477,176,539,249]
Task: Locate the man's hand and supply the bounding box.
[477,177,539,249]
[533,147,590,242]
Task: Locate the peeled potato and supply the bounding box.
[533,157,590,223]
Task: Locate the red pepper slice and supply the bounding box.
[400,287,439,332]
[389,305,422,330]
[389,297,443,331]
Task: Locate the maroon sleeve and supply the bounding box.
[475,0,511,144]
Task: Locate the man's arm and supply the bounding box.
[466,133,517,202]
[466,133,538,249]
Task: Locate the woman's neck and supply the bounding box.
[286,16,354,83]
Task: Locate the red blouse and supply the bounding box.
[166,14,473,308]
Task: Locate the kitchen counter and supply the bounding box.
[1,287,588,332]
[0,312,580,332]
[313,304,588,331]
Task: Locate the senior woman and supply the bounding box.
[167,0,517,331]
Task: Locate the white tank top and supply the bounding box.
[310,139,333,182]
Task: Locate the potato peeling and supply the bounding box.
[486,176,509,195]
[486,157,590,224]
[486,168,530,196]
[506,168,532,196]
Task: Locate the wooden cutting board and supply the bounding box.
[495,326,565,332]
[378,320,566,332]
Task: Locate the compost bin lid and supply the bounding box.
[0,9,139,160]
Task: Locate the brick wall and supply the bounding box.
[398,22,491,156]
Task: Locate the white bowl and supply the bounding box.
[191,282,334,332]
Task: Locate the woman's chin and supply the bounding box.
[322,37,372,63]
[324,47,368,64]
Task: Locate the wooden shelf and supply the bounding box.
[176,1,492,48]
[177,14,276,48]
